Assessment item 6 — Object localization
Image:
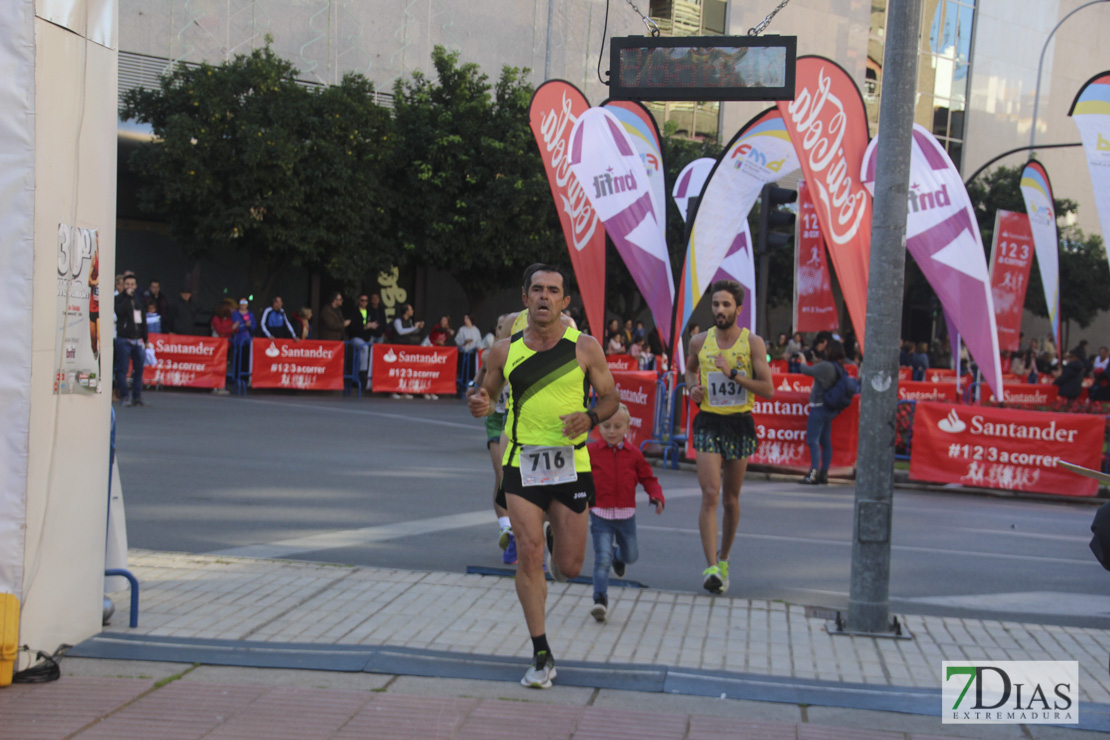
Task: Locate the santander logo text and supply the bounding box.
[786,67,868,245]
[538,93,600,251]
[937,409,966,433]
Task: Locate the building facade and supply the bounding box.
[117,0,1110,342]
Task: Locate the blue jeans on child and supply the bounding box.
[590,513,639,601]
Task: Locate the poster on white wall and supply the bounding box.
[55,224,102,394]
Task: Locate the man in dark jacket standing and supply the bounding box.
[114,273,149,406]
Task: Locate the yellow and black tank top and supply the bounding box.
[502,326,591,472]
[698,327,755,415]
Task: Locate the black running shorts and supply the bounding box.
[497,466,595,514]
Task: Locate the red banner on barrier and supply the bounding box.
[984,383,1058,406]
[370,344,457,395]
[684,388,860,474]
[603,370,658,450]
[252,338,344,390]
[898,381,959,402]
[909,402,1103,496]
[606,354,638,373]
[143,333,228,389]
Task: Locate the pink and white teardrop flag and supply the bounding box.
[672,157,715,223]
[708,222,757,335]
[672,107,801,365]
[602,99,667,250]
[569,107,674,341]
[1068,71,1110,278]
[1019,160,1061,354]
[862,123,1004,401]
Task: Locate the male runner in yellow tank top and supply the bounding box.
[684,280,774,595]
[468,264,618,689]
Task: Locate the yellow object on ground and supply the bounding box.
[0,592,17,687]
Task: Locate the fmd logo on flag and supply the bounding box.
[942,661,1077,724]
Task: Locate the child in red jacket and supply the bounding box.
[586,404,665,622]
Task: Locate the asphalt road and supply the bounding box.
[113,389,1110,629]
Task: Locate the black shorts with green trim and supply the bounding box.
[692,410,758,461]
[497,466,595,514]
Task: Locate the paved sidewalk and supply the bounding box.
[3,548,1100,738]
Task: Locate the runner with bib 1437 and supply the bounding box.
[684,280,774,595]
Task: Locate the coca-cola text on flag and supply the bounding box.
[529,81,606,338]
[778,57,872,347]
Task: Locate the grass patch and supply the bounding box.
[152,663,199,689]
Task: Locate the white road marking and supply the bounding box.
[208,510,493,559]
[636,525,1098,566]
[243,398,480,430]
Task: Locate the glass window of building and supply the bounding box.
[870,0,975,170]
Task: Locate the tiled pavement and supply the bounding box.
[100,550,1110,700]
[3,548,1109,739]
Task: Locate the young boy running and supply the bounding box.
[586,404,665,621]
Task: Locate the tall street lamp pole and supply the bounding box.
[1029,0,1110,151]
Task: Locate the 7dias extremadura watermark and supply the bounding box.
[942,661,1078,724]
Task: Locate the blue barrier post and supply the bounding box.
[342,341,362,398]
[105,408,139,628]
[104,569,140,628]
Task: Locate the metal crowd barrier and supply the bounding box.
[640,371,688,470]
[342,341,362,398]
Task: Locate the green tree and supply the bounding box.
[121,44,397,300]
[390,46,563,305]
[967,163,1108,331]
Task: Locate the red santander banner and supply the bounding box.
[370,344,457,395]
[252,338,344,391]
[984,383,1058,406]
[602,370,658,449]
[684,385,860,474]
[794,180,839,332]
[143,333,228,389]
[909,402,1103,496]
[607,354,638,372]
[529,81,606,341]
[898,381,958,402]
[779,57,872,347]
[988,210,1035,353]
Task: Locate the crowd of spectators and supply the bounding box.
[117,273,1110,408]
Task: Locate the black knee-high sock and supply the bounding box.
[531,634,551,657]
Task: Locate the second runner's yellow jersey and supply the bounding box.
[698,327,755,415]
